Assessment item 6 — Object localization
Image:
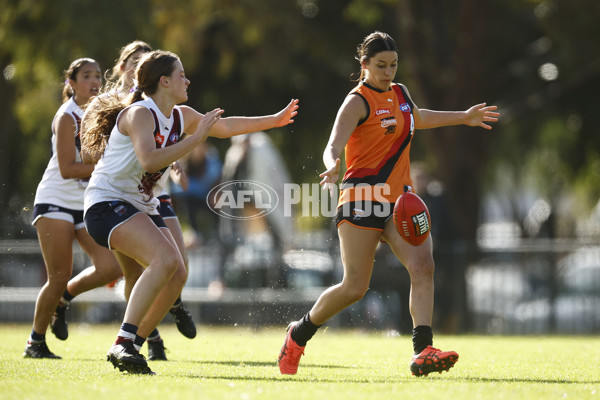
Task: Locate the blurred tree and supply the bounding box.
[0,0,599,246]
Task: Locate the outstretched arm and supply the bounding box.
[399,84,499,130]
[180,99,299,139]
[416,103,500,130]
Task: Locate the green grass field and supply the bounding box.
[0,323,598,400]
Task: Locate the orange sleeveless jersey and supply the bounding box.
[338,82,415,207]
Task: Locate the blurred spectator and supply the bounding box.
[171,141,223,247]
[219,132,295,287]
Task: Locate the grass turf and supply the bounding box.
[0,323,599,400]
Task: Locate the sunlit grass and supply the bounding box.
[0,324,599,400]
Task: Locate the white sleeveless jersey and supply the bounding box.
[84,97,184,215]
[33,98,86,209]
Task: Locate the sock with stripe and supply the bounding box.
[147,328,161,342]
[115,322,138,345]
[171,297,182,310]
[134,335,146,352]
[29,329,45,344]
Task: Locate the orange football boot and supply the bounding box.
[410,345,459,376]
[278,322,305,375]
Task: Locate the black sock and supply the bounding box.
[171,297,182,309]
[148,329,160,341]
[412,325,433,354]
[30,330,45,343]
[291,313,320,347]
[62,289,75,302]
[134,335,146,351]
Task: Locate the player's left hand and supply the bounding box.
[273,99,299,127]
[465,103,500,130]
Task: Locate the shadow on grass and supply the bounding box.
[181,373,411,384]
[459,376,600,385]
[190,360,350,369]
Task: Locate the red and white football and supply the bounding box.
[393,191,431,246]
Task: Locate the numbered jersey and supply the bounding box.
[33,97,87,210]
[84,97,184,215]
[339,82,415,206]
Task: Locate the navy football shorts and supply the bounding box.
[157,195,177,219]
[85,200,166,249]
[32,203,85,230]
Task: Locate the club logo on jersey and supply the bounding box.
[375,107,392,116]
[381,116,397,135]
[169,133,179,143]
[400,103,411,112]
[113,204,126,216]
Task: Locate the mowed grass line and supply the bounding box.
[0,323,598,400]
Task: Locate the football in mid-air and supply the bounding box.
[393,191,431,246]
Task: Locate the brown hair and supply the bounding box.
[82,50,180,158]
[61,58,99,102]
[354,31,398,81]
[104,40,152,87]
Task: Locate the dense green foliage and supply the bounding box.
[0,0,599,240]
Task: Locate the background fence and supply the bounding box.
[1,234,599,334]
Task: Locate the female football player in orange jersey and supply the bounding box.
[278,31,499,377]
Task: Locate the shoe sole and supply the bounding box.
[410,354,459,377]
[107,354,154,375]
[50,316,68,341]
[172,319,197,339]
[50,326,68,341]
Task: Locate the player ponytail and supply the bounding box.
[353,31,398,82]
[61,58,98,103]
[81,50,179,160]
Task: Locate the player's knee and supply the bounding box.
[153,247,181,277]
[47,271,71,288]
[171,263,188,288]
[96,263,122,281]
[342,283,369,304]
[407,258,435,280]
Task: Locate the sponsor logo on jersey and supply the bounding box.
[375,107,392,116]
[381,117,396,128]
[400,103,411,112]
[155,133,165,145]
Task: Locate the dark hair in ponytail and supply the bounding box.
[62,58,99,102]
[82,50,179,158]
[353,31,397,81]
